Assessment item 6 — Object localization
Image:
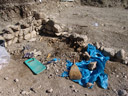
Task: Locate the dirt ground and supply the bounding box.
[0,0,128,96]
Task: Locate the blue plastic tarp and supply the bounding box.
[61,44,109,89]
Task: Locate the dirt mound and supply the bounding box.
[81,0,128,8]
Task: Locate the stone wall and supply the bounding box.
[0,11,64,47]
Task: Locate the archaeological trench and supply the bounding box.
[0,0,128,96]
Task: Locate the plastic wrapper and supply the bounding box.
[0,46,10,69]
[61,44,109,89]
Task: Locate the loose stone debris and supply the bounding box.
[46,88,53,93]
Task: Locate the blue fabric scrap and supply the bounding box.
[61,44,109,89]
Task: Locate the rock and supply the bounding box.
[116,75,119,78]
[73,89,78,93]
[19,30,23,36]
[0,36,4,40]
[55,32,71,37]
[46,31,54,35]
[3,33,14,40]
[115,49,126,60]
[100,46,104,51]
[31,30,37,38]
[82,52,91,61]
[28,38,36,42]
[118,89,127,96]
[23,28,30,35]
[77,47,82,52]
[20,90,29,95]
[15,31,19,37]
[46,88,53,93]
[122,60,128,65]
[14,78,19,82]
[4,77,9,80]
[33,20,41,27]
[70,33,88,42]
[103,47,116,57]
[45,24,52,31]
[21,23,30,29]
[12,37,18,44]
[53,24,62,32]
[2,27,14,34]
[33,11,46,20]
[123,75,127,79]
[86,83,93,88]
[24,33,31,40]
[30,88,36,93]
[88,62,97,70]
[7,40,12,46]
[94,42,100,49]
[85,93,88,96]
[46,65,50,70]
[10,25,20,31]
[69,85,75,88]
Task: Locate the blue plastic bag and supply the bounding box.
[61,44,109,89]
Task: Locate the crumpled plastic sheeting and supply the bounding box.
[61,44,110,89]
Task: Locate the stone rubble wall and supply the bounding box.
[0,11,63,47]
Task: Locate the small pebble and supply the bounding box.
[4,77,9,80]
[112,72,115,75]
[20,90,29,95]
[30,88,36,93]
[73,89,78,93]
[14,78,19,82]
[116,75,119,78]
[46,88,53,93]
[118,89,127,96]
[69,85,75,88]
[85,93,88,96]
[56,69,59,73]
[123,75,127,78]
[122,60,128,65]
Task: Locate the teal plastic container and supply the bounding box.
[25,58,46,75]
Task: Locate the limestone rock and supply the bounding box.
[12,37,18,44]
[31,30,37,38]
[19,30,23,36]
[70,33,88,42]
[0,36,4,40]
[53,24,62,32]
[46,88,53,93]
[103,47,116,57]
[94,42,100,49]
[23,28,30,35]
[115,49,126,60]
[82,52,91,60]
[7,40,12,46]
[88,62,97,70]
[33,11,46,20]
[28,38,36,42]
[15,31,19,37]
[2,27,14,34]
[10,25,20,31]
[3,34,14,40]
[24,33,31,40]
[21,24,30,29]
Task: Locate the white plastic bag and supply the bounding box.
[0,46,10,69]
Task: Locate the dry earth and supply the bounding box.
[0,0,128,96]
